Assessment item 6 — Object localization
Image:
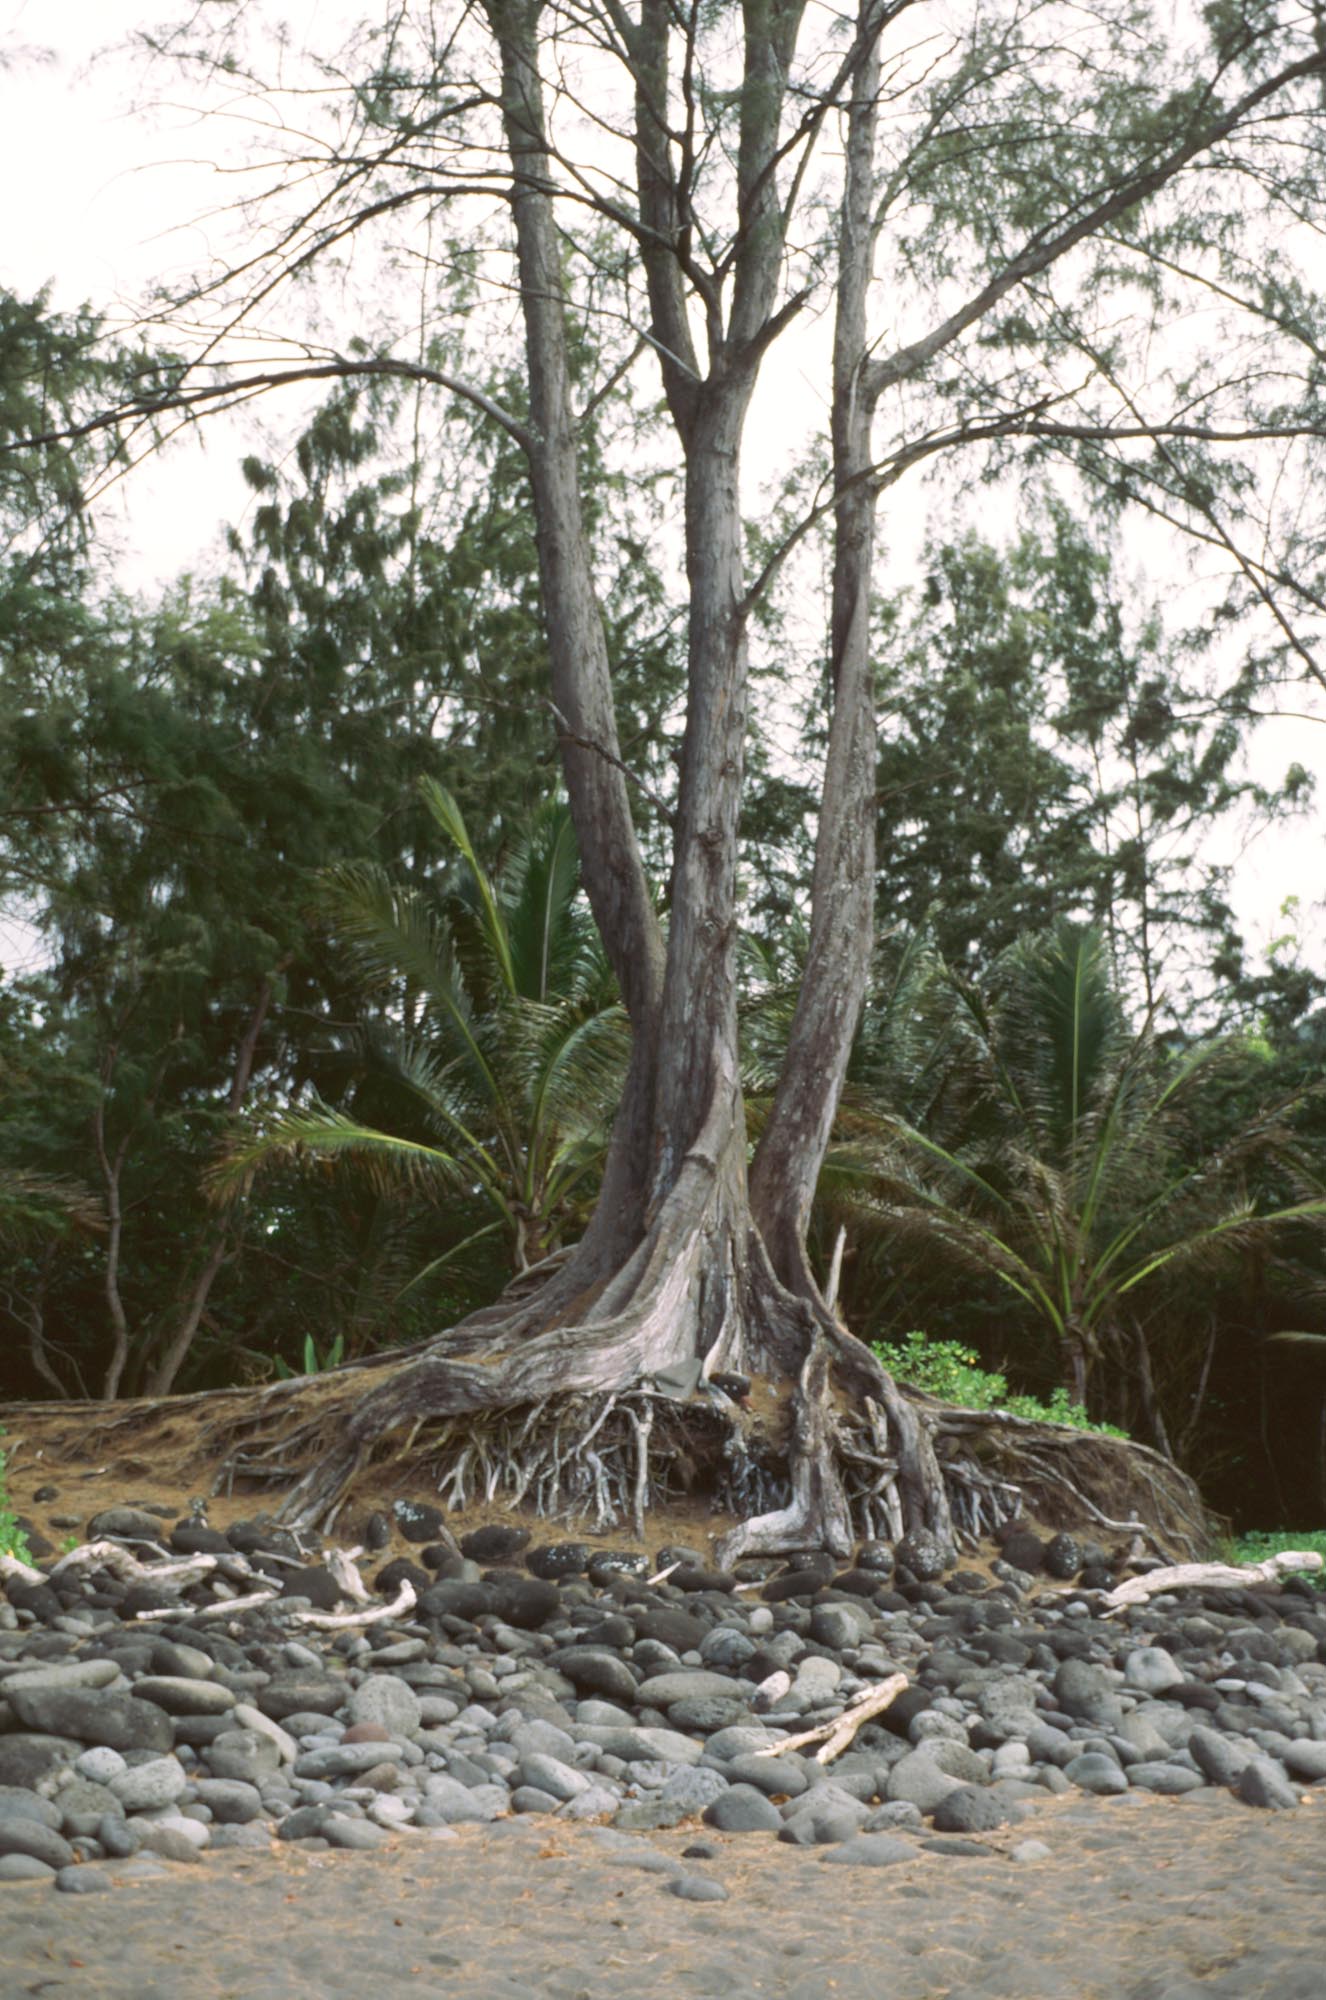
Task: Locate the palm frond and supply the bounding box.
[0,1168,104,1246]
[210,1101,491,1208]
[419,777,516,994]
[504,801,583,1003]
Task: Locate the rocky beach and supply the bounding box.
[1,1496,1324,1994]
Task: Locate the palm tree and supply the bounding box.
[217,781,629,1322]
[829,923,1326,1436]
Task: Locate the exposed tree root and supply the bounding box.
[0,1158,1217,1559]
[1,1359,1217,1562]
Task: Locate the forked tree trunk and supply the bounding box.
[249,0,956,1555]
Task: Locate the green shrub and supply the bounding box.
[0,1433,33,1565]
[1221,1528,1326,1585]
[871,1331,1129,1438]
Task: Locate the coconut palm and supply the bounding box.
[216,781,629,1308]
[830,923,1326,1430]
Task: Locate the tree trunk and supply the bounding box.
[93,1103,133,1403]
[749,9,883,1290]
[144,977,277,1398]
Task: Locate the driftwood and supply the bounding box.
[286,1578,418,1630]
[753,1673,908,1764]
[135,1588,279,1621]
[3,1536,406,1629]
[1099,1549,1323,1612]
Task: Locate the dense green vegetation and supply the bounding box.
[0,1437,32,1564]
[4,0,1326,1556]
[870,1333,1128,1437]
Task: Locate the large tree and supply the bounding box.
[12,0,1326,1555]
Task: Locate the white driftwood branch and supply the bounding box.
[753,1673,908,1763]
[326,1545,371,1605]
[54,1542,229,1588]
[0,1551,47,1588]
[136,1587,280,1621]
[288,1579,417,1629]
[1099,1549,1323,1611]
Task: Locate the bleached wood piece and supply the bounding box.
[135,1587,280,1620]
[326,1546,371,1605]
[288,1579,417,1629]
[753,1673,908,1764]
[0,1551,47,1588]
[1099,1549,1323,1611]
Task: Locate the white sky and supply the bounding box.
[3,0,1324,989]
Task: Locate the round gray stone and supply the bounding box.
[1064,1751,1129,1795]
[930,1785,1008,1833]
[4,1659,121,1694]
[206,1728,282,1784]
[109,1755,189,1811]
[0,1852,55,1881]
[1053,1659,1123,1729]
[322,1814,392,1849]
[668,1872,729,1902]
[132,1676,237,1717]
[657,1765,730,1813]
[1124,1761,1206,1795]
[55,1863,115,1893]
[0,1818,76,1868]
[345,1674,421,1737]
[74,1747,128,1784]
[515,1752,591,1801]
[1237,1757,1300,1810]
[821,1834,915,1866]
[1123,1648,1184,1696]
[702,1784,782,1833]
[191,1778,265,1823]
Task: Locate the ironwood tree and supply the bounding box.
[14,0,1326,1556]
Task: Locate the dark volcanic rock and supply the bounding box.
[256,1674,348,1721]
[880,1685,933,1738]
[931,1786,1009,1833]
[1000,1530,1047,1575]
[5,1688,174,1753]
[4,1580,63,1622]
[373,1558,432,1597]
[488,1577,561,1629]
[459,1524,532,1563]
[587,1552,650,1585]
[416,1580,496,1623]
[86,1506,170,1542]
[0,1736,82,1789]
[526,1542,592,1581]
[894,1528,952,1582]
[1043,1533,1085,1580]
[278,1565,343,1610]
[392,1499,451,1545]
[546,1647,639,1703]
[632,1607,708,1653]
[169,1524,234,1555]
[670,1567,737,1594]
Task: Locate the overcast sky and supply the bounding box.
[4,0,1324,986]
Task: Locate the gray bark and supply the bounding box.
[750,8,884,1285]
